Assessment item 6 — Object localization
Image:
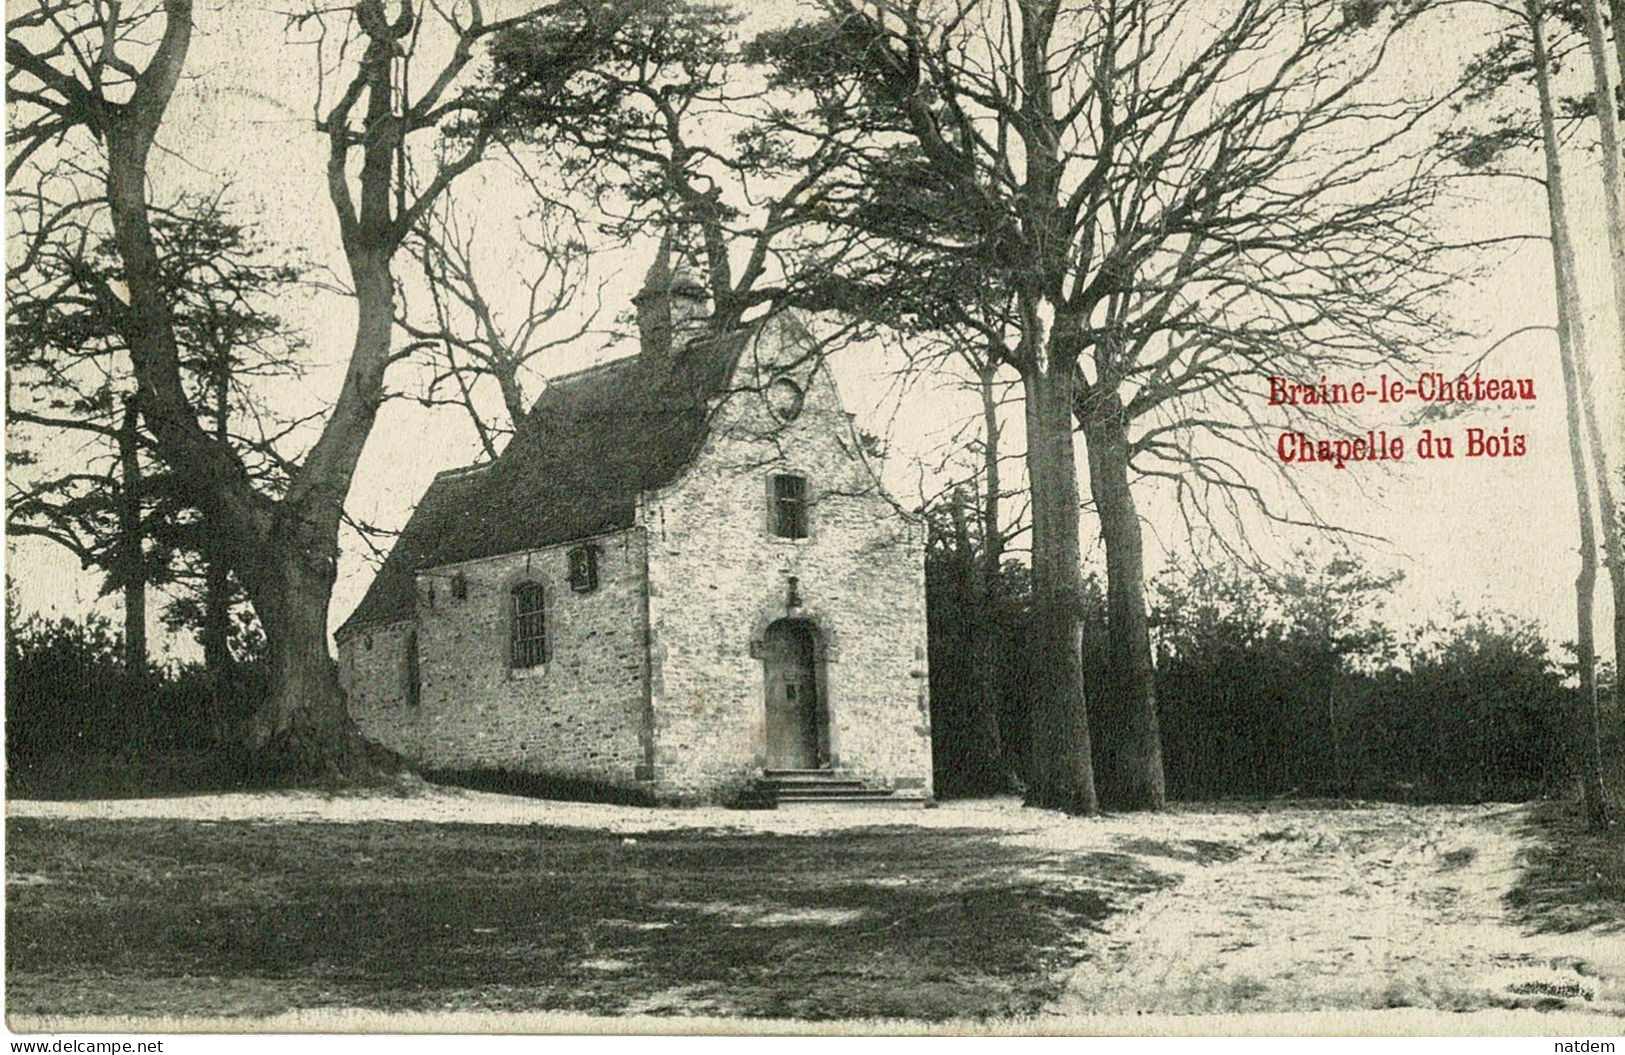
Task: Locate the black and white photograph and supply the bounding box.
[2,0,1622,1041]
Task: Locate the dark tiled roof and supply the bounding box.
[337,330,748,636]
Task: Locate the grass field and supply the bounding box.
[5,816,1172,1021]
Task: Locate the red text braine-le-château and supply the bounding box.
[1267,372,1537,406]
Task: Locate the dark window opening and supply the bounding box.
[511,583,547,669]
[772,474,809,539]
[568,545,600,593]
[451,572,468,600]
[406,630,421,707]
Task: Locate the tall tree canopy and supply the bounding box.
[7,195,308,674]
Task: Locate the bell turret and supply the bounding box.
[633,229,710,362]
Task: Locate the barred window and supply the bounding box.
[772,474,808,539]
[510,583,547,669]
[568,545,600,593]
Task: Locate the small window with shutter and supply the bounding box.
[772,474,809,539]
[568,545,600,593]
[510,583,547,669]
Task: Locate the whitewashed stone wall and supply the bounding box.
[340,528,651,790]
[338,619,415,732]
[641,315,933,801]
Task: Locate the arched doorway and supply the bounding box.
[763,619,821,769]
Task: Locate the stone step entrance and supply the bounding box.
[733,768,926,809]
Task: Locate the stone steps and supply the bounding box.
[734,768,926,809]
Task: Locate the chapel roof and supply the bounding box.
[336,327,750,637]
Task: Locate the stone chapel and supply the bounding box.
[335,245,933,805]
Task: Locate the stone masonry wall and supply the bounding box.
[338,619,414,733]
[642,315,932,801]
[341,528,650,790]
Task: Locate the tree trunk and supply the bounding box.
[1020,362,1098,814]
[1327,679,1343,794]
[232,251,400,782]
[1557,335,1611,834]
[117,399,147,679]
[1577,395,1625,717]
[1582,0,1625,355]
[1080,390,1167,812]
[202,561,231,672]
[975,361,1015,789]
[203,361,231,673]
[496,368,528,435]
[1579,0,1625,688]
[948,490,1006,793]
[1610,0,1625,87]
[244,542,370,780]
[1531,0,1611,831]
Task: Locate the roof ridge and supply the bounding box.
[548,354,638,386]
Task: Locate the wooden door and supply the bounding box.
[763,620,818,769]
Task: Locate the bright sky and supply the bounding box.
[5,0,1619,667]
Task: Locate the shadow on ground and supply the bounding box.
[1505,801,1625,935]
[5,817,1174,1021]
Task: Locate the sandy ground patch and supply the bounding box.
[1046,803,1625,1019]
[7,784,1020,835]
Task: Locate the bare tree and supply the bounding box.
[1526,0,1611,831]
[1445,0,1624,758]
[398,195,602,457]
[1576,0,1625,689]
[7,0,637,778]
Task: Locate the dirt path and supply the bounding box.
[1045,803,1625,1018]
